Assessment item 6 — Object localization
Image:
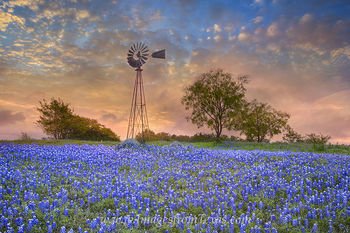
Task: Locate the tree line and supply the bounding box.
[180,69,330,143]
[136,128,331,145]
[35,69,330,144]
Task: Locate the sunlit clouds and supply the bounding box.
[1,0,350,143]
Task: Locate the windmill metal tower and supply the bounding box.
[126,42,165,141]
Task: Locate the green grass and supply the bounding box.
[1,139,349,154]
[149,140,350,155]
[201,141,349,154]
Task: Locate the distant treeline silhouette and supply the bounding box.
[136,129,331,145]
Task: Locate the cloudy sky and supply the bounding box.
[1,0,350,143]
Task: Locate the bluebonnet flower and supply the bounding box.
[311,223,318,233]
[17,225,25,233]
[64,208,69,216]
[1,143,350,232]
[90,218,98,229]
[48,225,53,233]
[15,217,23,226]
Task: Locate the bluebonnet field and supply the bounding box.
[0,141,349,233]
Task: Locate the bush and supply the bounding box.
[68,115,120,141]
[37,98,120,141]
[19,132,32,141]
[283,125,303,143]
[304,133,331,144]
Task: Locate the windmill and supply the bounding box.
[126,42,165,141]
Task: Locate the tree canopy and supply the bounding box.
[181,69,248,139]
[304,133,331,145]
[283,125,304,143]
[37,98,120,141]
[237,100,290,142]
[37,98,74,139]
[68,115,120,141]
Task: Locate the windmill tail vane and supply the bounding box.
[151,49,166,59]
[126,42,165,142]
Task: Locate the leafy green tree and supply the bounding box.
[37,98,119,141]
[304,133,331,144]
[171,134,190,141]
[283,125,304,143]
[191,133,217,142]
[69,115,120,141]
[238,100,290,142]
[135,129,157,142]
[37,98,74,139]
[182,69,248,139]
[157,132,171,141]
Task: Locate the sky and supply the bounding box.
[0,0,350,143]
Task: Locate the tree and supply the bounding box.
[191,133,217,142]
[155,132,171,141]
[37,98,120,141]
[283,125,303,143]
[304,133,331,144]
[37,98,74,139]
[181,69,248,139]
[135,129,157,142]
[69,115,120,141]
[238,100,290,142]
[19,132,32,141]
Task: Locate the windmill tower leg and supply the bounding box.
[126,68,149,142]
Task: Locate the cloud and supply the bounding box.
[267,23,279,37]
[213,24,222,33]
[76,9,90,20]
[8,0,43,11]
[101,113,118,122]
[1,0,350,142]
[150,10,162,21]
[238,32,249,41]
[0,110,25,125]
[0,11,25,31]
[213,35,221,42]
[299,13,313,24]
[286,15,350,51]
[331,45,350,61]
[252,0,264,6]
[252,16,263,24]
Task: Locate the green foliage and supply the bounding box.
[303,133,331,152]
[90,198,115,213]
[191,133,223,142]
[37,98,74,139]
[182,69,248,138]
[68,115,120,141]
[135,129,159,142]
[136,130,229,143]
[18,132,32,141]
[304,133,331,144]
[37,98,120,141]
[237,100,290,142]
[185,141,350,154]
[283,125,304,143]
[283,127,332,153]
